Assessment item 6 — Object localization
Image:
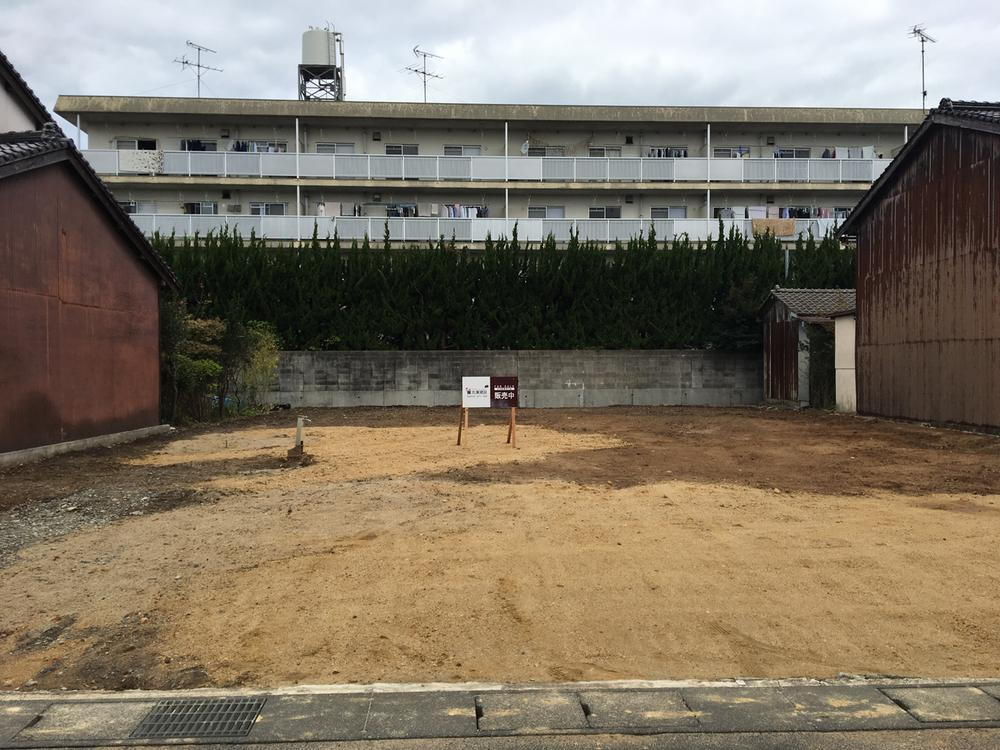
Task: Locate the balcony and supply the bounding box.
[83,150,892,184]
[130,215,841,243]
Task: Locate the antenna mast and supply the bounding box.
[908,24,937,112]
[405,46,443,103]
[174,40,222,98]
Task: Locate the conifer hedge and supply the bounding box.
[154,226,854,352]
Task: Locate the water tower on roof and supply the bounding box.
[298,25,345,101]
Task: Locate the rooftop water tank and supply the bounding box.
[302,28,334,66]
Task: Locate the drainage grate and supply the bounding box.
[131,697,267,739]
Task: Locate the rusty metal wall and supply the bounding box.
[0,162,161,453]
[856,126,1000,429]
[763,303,799,402]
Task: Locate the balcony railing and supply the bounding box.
[83,150,892,184]
[130,214,840,242]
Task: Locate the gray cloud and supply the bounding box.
[3,0,999,125]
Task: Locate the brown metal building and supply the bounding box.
[761,288,856,407]
[839,99,1000,431]
[1,50,177,454]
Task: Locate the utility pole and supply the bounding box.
[174,40,223,98]
[909,24,937,112]
[405,46,443,103]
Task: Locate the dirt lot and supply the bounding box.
[1,406,999,690]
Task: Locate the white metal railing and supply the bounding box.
[129,215,840,242]
[84,150,892,184]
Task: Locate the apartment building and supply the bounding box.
[55,96,924,244]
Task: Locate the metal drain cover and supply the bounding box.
[131,697,267,739]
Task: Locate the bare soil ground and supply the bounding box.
[1,406,998,691]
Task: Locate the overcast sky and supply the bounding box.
[4,0,999,124]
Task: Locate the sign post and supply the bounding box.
[459,376,519,446]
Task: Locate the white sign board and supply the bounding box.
[461,376,491,408]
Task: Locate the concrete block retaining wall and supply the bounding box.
[271,350,762,408]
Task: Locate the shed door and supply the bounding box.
[765,320,798,401]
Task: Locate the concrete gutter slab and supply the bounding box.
[14,701,155,741]
[681,688,809,731]
[0,704,45,742]
[249,694,369,741]
[364,692,477,738]
[780,686,918,730]
[476,691,588,733]
[579,690,699,729]
[882,687,1000,723]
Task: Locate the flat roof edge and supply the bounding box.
[54,95,926,125]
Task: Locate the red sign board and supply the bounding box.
[490,376,519,408]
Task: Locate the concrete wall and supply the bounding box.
[271,350,762,408]
[835,316,856,413]
[0,162,162,452]
[0,86,36,131]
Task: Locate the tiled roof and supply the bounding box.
[936,99,1000,124]
[770,288,856,318]
[0,128,72,167]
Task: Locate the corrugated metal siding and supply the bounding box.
[0,162,161,452]
[856,126,1000,429]
[763,302,799,402]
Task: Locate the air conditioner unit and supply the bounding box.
[227,204,242,213]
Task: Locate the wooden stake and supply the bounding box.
[507,406,517,447]
[464,408,469,429]
[457,407,466,446]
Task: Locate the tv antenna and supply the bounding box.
[405,46,443,103]
[908,24,936,112]
[174,40,223,98]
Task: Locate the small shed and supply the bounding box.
[0,50,177,459]
[831,308,857,413]
[838,99,1000,430]
[761,287,856,407]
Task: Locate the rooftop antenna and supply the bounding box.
[908,24,937,112]
[405,46,443,103]
[174,40,222,98]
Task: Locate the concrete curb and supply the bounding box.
[3,679,1000,747]
[0,425,173,469]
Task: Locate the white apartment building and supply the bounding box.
[55,96,923,244]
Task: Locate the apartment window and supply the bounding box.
[119,200,158,214]
[713,146,750,158]
[527,206,566,219]
[647,146,688,158]
[385,144,418,155]
[180,139,217,151]
[183,202,218,215]
[316,142,356,154]
[526,146,565,157]
[115,138,156,150]
[249,202,286,216]
[650,206,688,219]
[833,207,852,219]
[443,145,482,156]
[249,140,287,153]
[589,146,622,157]
[776,147,811,159]
[589,206,622,219]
